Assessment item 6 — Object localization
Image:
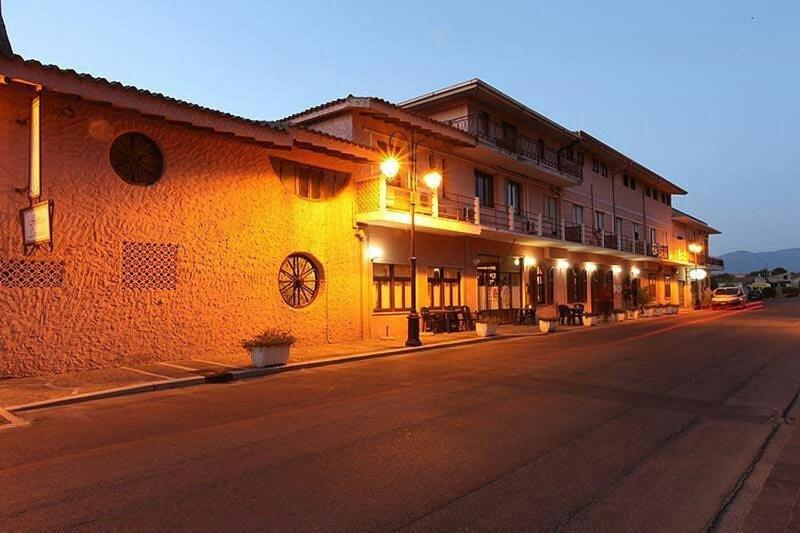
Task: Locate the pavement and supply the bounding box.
[1,300,797,531]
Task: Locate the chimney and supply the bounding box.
[0,0,13,57]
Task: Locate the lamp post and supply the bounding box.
[688,242,704,309]
[380,131,442,347]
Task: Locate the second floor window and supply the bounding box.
[544,195,558,221]
[599,162,608,177]
[633,223,640,241]
[572,204,584,225]
[615,217,623,236]
[592,157,599,173]
[476,171,494,207]
[596,210,605,232]
[507,181,521,214]
[649,227,657,244]
[271,157,350,200]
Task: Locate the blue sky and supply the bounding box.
[4,1,798,255]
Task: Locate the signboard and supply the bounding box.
[19,200,54,254]
[29,95,41,199]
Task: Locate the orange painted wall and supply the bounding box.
[0,86,365,377]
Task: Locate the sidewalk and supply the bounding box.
[0,308,710,413]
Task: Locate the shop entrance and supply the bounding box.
[477,255,523,322]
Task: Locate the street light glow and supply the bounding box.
[368,245,383,262]
[688,242,703,254]
[631,267,641,277]
[423,170,442,189]
[380,157,400,180]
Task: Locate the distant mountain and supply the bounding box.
[720,248,800,274]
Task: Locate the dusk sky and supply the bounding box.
[4,0,798,255]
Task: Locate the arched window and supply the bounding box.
[577,269,588,302]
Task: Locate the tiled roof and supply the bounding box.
[281,95,475,141]
[1,54,287,134]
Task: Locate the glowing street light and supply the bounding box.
[367,245,383,262]
[689,268,707,281]
[380,157,400,181]
[688,242,705,309]
[422,169,442,190]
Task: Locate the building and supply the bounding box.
[0,23,723,376]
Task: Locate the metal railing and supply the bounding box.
[439,192,477,223]
[706,256,725,268]
[443,115,583,181]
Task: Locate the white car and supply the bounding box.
[711,286,747,310]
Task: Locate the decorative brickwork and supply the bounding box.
[0,259,65,288]
[355,179,381,213]
[121,241,178,290]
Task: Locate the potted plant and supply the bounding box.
[642,304,655,317]
[612,308,626,322]
[242,328,296,368]
[475,316,500,337]
[583,311,600,327]
[539,318,559,333]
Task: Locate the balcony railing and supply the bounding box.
[358,180,673,260]
[706,256,725,268]
[443,115,583,181]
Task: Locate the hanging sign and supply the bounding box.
[19,200,54,254]
[29,95,41,199]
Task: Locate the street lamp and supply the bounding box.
[688,242,704,309]
[380,131,441,347]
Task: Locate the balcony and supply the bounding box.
[356,179,674,262]
[443,115,583,181]
[706,256,725,270]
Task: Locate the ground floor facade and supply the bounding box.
[362,225,702,340]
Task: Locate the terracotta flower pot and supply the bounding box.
[539,320,557,333]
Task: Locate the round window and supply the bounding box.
[109,132,164,186]
[278,253,321,308]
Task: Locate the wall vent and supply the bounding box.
[0,259,65,288]
[121,242,179,290]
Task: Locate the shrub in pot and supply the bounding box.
[476,316,501,337]
[242,328,296,368]
[537,305,559,333]
[643,304,656,317]
[612,308,626,322]
[583,312,600,327]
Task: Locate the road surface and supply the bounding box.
[2,301,799,531]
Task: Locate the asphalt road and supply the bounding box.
[2,301,800,532]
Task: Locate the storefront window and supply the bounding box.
[427,267,461,309]
[664,275,672,298]
[373,264,411,312]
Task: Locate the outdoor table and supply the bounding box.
[429,309,460,332]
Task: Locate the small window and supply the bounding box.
[600,162,608,177]
[271,157,349,200]
[373,264,412,312]
[595,211,605,232]
[476,171,494,207]
[630,177,637,190]
[623,175,630,188]
[664,275,672,298]
[592,157,599,173]
[572,204,584,225]
[645,187,651,198]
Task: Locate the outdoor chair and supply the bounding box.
[571,303,585,325]
[421,307,444,333]
[558,305,572,325]
[460,306,475,331]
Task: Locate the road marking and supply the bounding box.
[121,366,173,380]
[192,359,240,369]
[157,362,200,372]
[0,407,28,431]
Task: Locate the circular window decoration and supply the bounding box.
[109,132,164,186]
[278,253,320,308]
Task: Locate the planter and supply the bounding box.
[583,316,594,327]
[671,306,679,315]
[539,320,558,333]
[632,310,640,319]
[476,322,498,337]
[250,345,290,368]
[643,308,655,317]
[613,313,626,322]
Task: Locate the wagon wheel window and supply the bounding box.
[110,132,164,186]
[278,254,320,308]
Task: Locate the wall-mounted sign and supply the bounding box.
[19,200,54,254]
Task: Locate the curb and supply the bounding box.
[7,376,206,413]
[6,335,517,413]
[207,334,521,383]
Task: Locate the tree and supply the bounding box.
[772,267,788,275]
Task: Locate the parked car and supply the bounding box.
[712,285,748,309]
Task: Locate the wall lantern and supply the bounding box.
[631,266,641,277]
[368,245,383,262]
[689,268,707,281]
[556,259,569,270]
[584,262,597,273]
[611,265,623,275]
[514,256,536,267]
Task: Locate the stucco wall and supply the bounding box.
[1,87,364,376]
